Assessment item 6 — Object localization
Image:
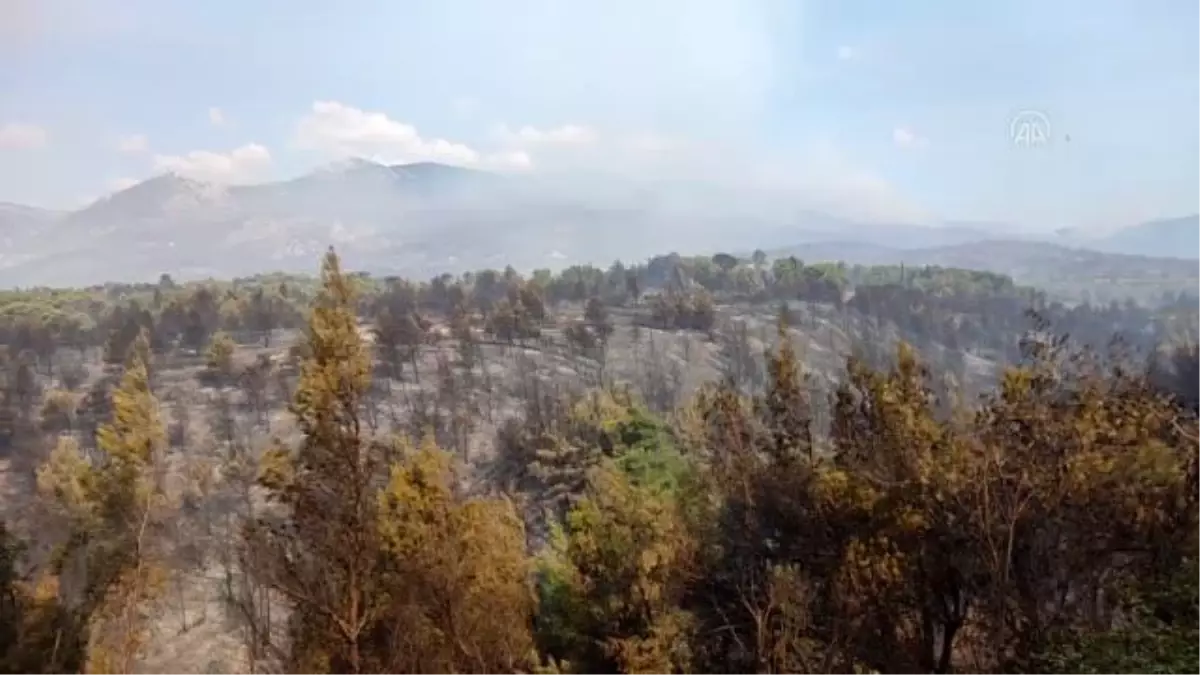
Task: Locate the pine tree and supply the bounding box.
[203,330,236,386]
[759,310,813,466]
[537,463,697,674]
[373,437,536,672]
[36,328,169,673]
[248,249,389,673]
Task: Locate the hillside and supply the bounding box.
[2,158,1200,309]
[769,238,1198,305]
[1057,214,1200,259]
[0,161,1194,293]
[0,163,742,285]
[1,245,1196,672]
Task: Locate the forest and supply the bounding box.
[0,248,1197,673]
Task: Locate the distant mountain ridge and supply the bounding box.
[768,238,1198,305]
[0,160,1194,288]
[1090,215,1198,258]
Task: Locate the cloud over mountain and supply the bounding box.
[293,101,530,170]
[152,143,272,183]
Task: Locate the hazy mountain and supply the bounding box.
[0,161,985,287]
[0,202,66,271]
[1090,215,1199,259]
[762,214,994,250]
[0,161,1193,289]
[0,202,62,225]
[770,239,1198,304]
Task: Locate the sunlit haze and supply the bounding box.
[2,0,1196,232]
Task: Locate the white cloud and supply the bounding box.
[107,177,140,192]
[153,143,271,182]
[208,107,225,126]
[289,100,930,224]
[0,122,48,149]
[295,100,507,168]
[295,100,697,177]
[892,126,929,149]
[837,45,856,61]
[115,133,148,154]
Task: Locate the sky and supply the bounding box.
[0,0,1196,231]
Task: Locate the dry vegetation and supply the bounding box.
[1,248,1197,673]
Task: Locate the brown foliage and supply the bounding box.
[681,335,1198,673]
[248,250,537,673]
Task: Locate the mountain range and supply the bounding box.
[0,160,1195,289]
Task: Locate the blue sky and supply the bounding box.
[0,0,1196,231]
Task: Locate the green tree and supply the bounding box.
[537,463,697,674]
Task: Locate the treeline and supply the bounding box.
[2,250,1196,673]
[1,250,1192,374]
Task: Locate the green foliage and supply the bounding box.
[1038,561,1199,673]
[1043,622,1199,674]
[495,388,692,526]
[601,399,690,495]
[536,464,697,674]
